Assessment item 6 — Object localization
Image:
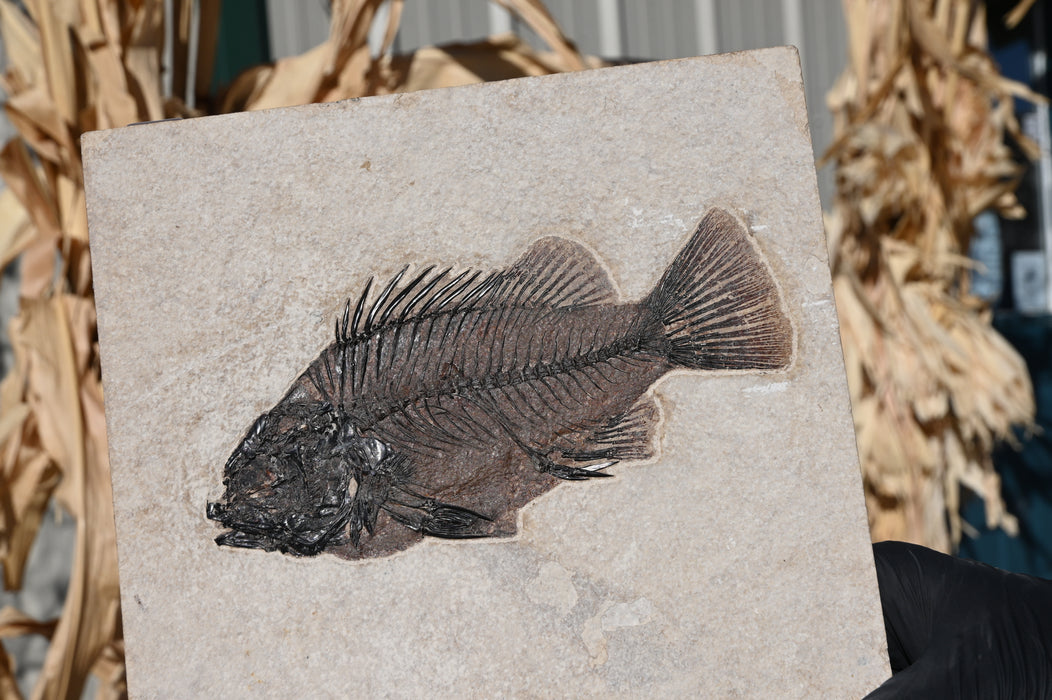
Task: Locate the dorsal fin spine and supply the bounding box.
[365,266,407,333]
[341,300,351,342]
[414,269,467,317]
[351,278,372,336]
[446,271,499,313]
[418,269,475,316]
[339,236,624,368]
[399,267,452,323]
[377,265,434,329]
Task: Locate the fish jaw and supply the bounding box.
[207,410,361,556]
[206,493,353,556]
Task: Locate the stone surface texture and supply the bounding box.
[84,48,889,697]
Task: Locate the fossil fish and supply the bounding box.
[206,208,793,558]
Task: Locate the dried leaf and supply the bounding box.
[377,0,403,57]
[386,34,601,94]
[13,298,84,488]
[123,0,165,121]
[0,0,43,87]
[0,139,61,244]
[0,188,35,268]
[0,606,57,639]
[1005,0,1038,28]
[0,645,22,700]
[1,452,59,590]
[88,638,126,700]
[15,297,118,700]
[194,1,221,102]
[497,0,585,71]
[25,0,79,125]
[4,86,68,165]
[234,43,329,111]
[74,24,139,130]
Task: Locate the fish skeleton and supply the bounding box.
[206,208,793,558]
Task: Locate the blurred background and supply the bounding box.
[0,0,1048,697]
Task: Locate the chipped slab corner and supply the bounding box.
[84,47,890,697]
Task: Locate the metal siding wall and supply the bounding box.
[800,0,849,206]
[545,1,605,58]
[622,0,701,59]
[398,0,492,51]
[265,0,329,60]
[714,0,786,54]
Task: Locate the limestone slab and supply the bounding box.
[84,47,889,697]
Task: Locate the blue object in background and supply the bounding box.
[959,313,1052,578]
[970,211,1004,304]
[992,39,1034,116]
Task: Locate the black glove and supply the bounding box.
[865,540,1052,698]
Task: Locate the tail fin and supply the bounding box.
[646,208,793,371]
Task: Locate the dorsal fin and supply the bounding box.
[492,236,618,309]
[339,236,618,340]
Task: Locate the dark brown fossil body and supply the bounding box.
[206,209,793,558]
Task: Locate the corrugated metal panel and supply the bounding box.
[397,1,493,52]
[800,0,850,203]
[714,0,786,54]
[621,0,702,59]
[545,1,607,57]
[265,0,330,60]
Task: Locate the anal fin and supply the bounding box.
[533,451,615,480]
[559,395,661,464]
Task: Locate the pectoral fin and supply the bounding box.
[383,488,495,539]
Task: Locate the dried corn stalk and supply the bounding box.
[0,1,590,697]
[824,0,1040,551]
[222,0,597,112]
[0,2,218,697]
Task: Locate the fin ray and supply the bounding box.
[646,208,792,371]
[556,395,661,463]
[339,236,620,345]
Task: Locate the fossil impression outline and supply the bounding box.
[206,208,794,558]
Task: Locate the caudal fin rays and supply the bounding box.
[647,208,793,371]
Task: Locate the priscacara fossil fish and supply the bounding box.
[206,208,794,559]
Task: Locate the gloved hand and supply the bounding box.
[865,541,1052,699]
